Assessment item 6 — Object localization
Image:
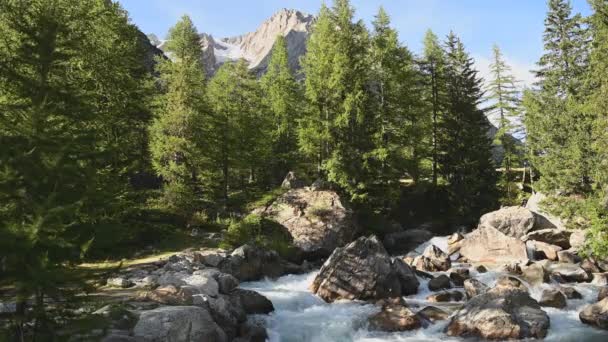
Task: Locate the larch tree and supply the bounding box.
[441,32,498,222]
[260,35,302,183]
[485,44,522,204]
[149,15,207,218]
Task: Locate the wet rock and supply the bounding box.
[464,278,489,299]
[446,289,550,339]
[560,286,583,300]
[479,206,538,238]
[416,306,449,323]
[449,268,470,287]
[459,225,529,264]
[368,299,422,332]
[475,265,488,273]
[230,289,274,315]
[237,320,268,342]
[107,277,134,288]
[598,287,608,301]
[428,275,452,291]
[526,240,562,261]
[557,250,581,264]
[592,273,608,286]
[383,229,433,255]
[520,263,550,285]
[133,306,226,342]
[447,233,465,255]
[539,289,567,308]
[257,187,357,258]
[581,258,601,274]
[579,298,608,330]
[414,245,451,272]
[494,276,528,293]
[216,273,239,294]
[310,236,419,302]
[549,263,590,283]
[426,291,464,302]
[523,229,572,249]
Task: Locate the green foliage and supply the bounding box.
[221,214,297,259]
[149,15,207,218]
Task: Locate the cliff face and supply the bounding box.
[153,9,313,76]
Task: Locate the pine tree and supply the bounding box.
[149,15,206,217]
[207,61,271,209]
[260,35,302,183]
[441,32,498,222]
[524,0,592,195]
[421,30,447,188]
[485,44,522,204]
[0,0,152,337]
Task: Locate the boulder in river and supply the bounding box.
[526,240,562,261]
[579,298,608,330]
[416,306,449,323]
[257,187,357,258]
[599,287,608,301]
[368,299,422,332]
[310,236,419,302]
[539,289,567,308]
[463,278,489,299]
[560,286,583,300]
[446,288,550,339]
[523,228,572,249]
[548,263,590,283]
[459,225,529,264]
[557,250,581,264]
[414,245,451,272]
[426,291,464,303]
[478,206,538,238]
[428,274,452,291]
[520,263,550,285]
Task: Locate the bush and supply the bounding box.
[221,214,298,259]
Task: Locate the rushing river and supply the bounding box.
[241,237,608,342]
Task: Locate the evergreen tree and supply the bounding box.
[0,0,152,337]
[524,0,592,195]
[149,16,206,217]
[207,61,270,208]
[260,35,302,183]
[441,33,498,221]
[367,7,420,211]
[485,44,522,204]
[421,30,447,188]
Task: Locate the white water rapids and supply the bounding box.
[241,237,608,342]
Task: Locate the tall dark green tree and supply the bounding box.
[149,15,207,217]
[260,35,302,183]
[485,44,522,204]
[0,0,152,338]
[207,61,271,208]
[420,30,447,188]
[524,0,592,195]
[440,33,498,221]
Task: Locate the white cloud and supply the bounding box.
[474,53,536,89]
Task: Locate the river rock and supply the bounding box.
[539,289,567,308]
[479,206,538,238]
[549,263,590,283]
[447,233,465,255]
[526,240,562,261]
[475,265,488,273]
[230,289,274,315]
[368,299,422,332]
[523,229,572,249]
[417,306,449,323]
[446,289,550,339]
[464,278,489,299]
[581,258,601,273]
[560,286,583,299]
[557,250,581,264]
[525,192,564,229]
[494,276,528,292]
[579,298,608,330]
[598,287,608,301]
[199,250,228,267]
[258,188,357,258]
[426,291,464,302]
[133,306,226,342]
[428,275,452,291]
[520,263,550,285]
[459,225,529,264]
[592,273,608,285]
[310,236,419,302]
[219,244,300,281]
[449,269,470,287]
[414,245,451,272]
[383,229,433,255]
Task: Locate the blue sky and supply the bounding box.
[119,0,592,86]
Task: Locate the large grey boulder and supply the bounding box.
[310,236,419,302]
[219,244,302,281]
[446,288,550,339]
[525,192,564,229]
[526,240,562,261]
[539,289,567,308]
[368,299,422,332]
[479,206,538,238]
[579,298,608,330]
[257,187,357,258]
[459,225,529,264]
[133,306,226,342]
[523,228,572,249]
[414,245,451,272]
[383,229,433,255]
